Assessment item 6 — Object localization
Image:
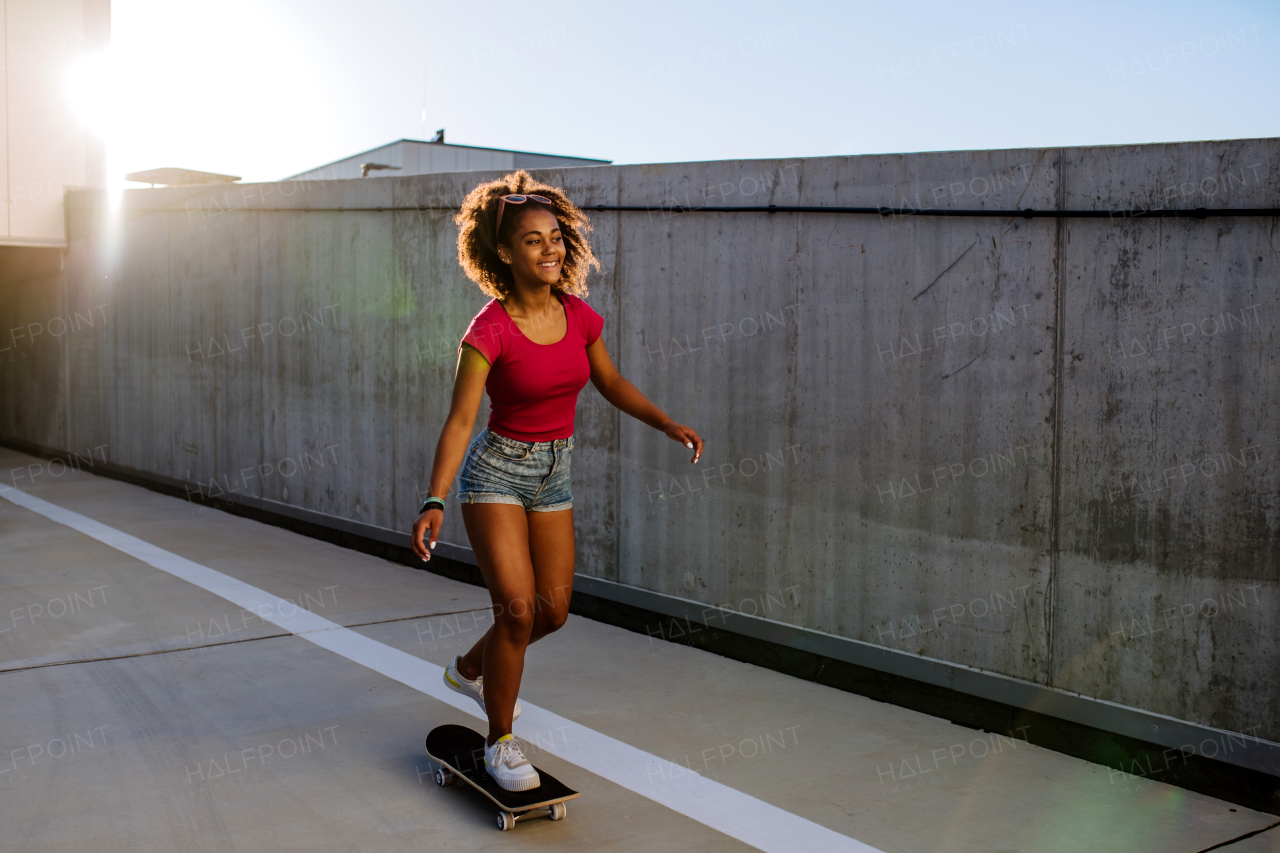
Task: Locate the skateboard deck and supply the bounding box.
[425,724,579,831]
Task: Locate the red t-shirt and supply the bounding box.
[459,292,604,441]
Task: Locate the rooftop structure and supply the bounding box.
[286,130,610,182]
[124,167,241,187]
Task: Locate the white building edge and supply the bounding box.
[1,0,109,248]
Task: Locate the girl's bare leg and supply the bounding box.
[457,505,574,745]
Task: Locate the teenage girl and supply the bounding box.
[410,171,703,791]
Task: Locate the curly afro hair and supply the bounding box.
[454,169,600,300]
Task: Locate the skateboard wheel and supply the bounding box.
[549,802,567,821]
[497,811,515,831]
[434,769,453,787]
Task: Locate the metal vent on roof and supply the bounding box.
[359,163,403,177]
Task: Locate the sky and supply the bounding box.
[103,0,1280,184]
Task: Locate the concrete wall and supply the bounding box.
[2,140,1276,741]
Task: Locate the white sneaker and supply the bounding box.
[485,734,540,791]
[443,655,521,721]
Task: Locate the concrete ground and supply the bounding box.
[1,445,1276,853]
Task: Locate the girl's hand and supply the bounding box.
[662,421,704,464]
[411,508,443,561]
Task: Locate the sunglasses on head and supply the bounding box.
[495,194,553,242]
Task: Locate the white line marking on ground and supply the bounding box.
[1,483,881,853]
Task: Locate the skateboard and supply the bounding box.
[425,724,580,831]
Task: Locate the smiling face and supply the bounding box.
[498,207,565,288]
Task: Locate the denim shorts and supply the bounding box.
[456,428,574,512]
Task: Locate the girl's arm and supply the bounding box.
[411,344,490,561]
[586,336,704,464]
